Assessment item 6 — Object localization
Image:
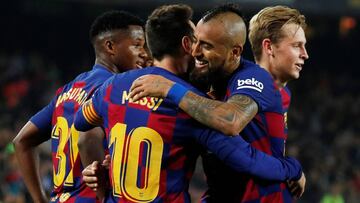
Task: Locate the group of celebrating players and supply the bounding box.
[13,3,309,203]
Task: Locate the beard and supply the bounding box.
[188,65,211,93]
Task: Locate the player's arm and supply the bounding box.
[195,128,303,181]
[177,92,257,136]
[77,126,109,199]
[13,103,54,203]
[74,98,109,201]
[129,75,256,136]
[78,127,105,167]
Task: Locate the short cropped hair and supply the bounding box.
[249,6,306,61]
[89,10,144,44]
[201,3,244,23]
[146,4,193,60]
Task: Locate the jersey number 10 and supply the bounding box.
[110,123,164,203]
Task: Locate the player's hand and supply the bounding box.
[82,161,101,191]
[101,154,111,170]
[129,75,175,102]
[288,172,306,199]
[82,160,109,201]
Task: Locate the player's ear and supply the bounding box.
[232,44,243,62]
[182,36,192,54]
[105,40,116,55]
[263,38,274,57]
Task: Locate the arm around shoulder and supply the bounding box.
[179,92,258,136]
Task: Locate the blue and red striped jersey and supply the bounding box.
[202,59,295,203]
[74,66,302,203]
[30,64,113,203]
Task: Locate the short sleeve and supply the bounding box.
[30,99,56,132]
[74,84,106,131]
[228,67,276,111]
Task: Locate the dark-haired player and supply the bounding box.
[129,4,308,202]
[75,4,303,203]
[13,10,147,203]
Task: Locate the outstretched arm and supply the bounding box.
[129,75,257,136]
[13,122,50,203]
[195,128,303,181]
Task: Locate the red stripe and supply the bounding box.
[242,179,260,201]
[147,112,176,143]
[264,112,286,139]
[260,191,284,203]
[168,146,186,170]
[251,137,272,155]
[73,81,86,88]
[280,88,291,109]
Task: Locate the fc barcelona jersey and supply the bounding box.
[74,66,302,203]
[30,64,113,203]
[202,59,296,203]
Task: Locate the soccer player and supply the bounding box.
[75,4,304,203]
[248,5,309,200]
[128,4,308,202]
[12,10,147,203]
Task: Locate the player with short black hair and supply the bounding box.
[13,10,147,203]
[89,10,144,42]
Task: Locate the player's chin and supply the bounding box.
[289,72,300,80]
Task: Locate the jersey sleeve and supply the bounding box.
[30,99,56,132]
[192,127,302,181]
[228,67,275,111]
[74,88,104,132]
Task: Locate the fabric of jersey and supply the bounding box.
[30,64,113,203]
[74,66,302,203]
[201,59,295,203]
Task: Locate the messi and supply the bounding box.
[122,90,163,111]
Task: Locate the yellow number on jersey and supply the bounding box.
[51,117,79,188]
[109,123,163,202]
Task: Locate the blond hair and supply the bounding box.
[249,6,306,61]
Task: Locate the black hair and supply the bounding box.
[145,4,193,60]
[89,10,144,44]
[202,3,244,22]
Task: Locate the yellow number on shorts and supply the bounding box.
[109,123,163,202]
[51,117,79,188]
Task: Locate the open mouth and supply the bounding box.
[135,61,144,69]
[295,63,303,71]
[195,58,208,68]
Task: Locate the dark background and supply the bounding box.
[1,0,359,202]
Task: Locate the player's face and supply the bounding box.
[191,20,233,81]
[270,23,309,83]
[113,25,146,71]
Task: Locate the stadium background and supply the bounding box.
[1,0,360,202]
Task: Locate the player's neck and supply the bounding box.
[95,58,120,73]
[257,60,287,88]
[153,57,187,76]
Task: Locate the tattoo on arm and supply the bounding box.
[180,92,258,135]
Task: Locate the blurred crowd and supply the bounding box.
[287,68,360,202]
[0,48,359,203]
[0,52,61,202]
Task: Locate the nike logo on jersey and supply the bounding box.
[237,78,264,92]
